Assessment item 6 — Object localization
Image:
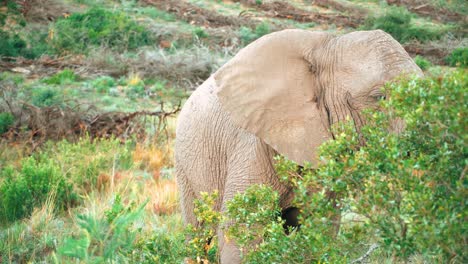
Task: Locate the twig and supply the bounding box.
[350,243,379,264]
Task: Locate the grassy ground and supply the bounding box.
[0,0,466,262]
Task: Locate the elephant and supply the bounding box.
[175,29,422,263]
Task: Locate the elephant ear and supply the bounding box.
[214,29,331,165]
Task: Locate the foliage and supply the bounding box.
[445,47,468,68]
[31,86,61,107]
[57,195,147,262]
[131,227,186,263]
[228,70,467,262]
[363,7,442,43]
[0,112,14,134]
[0,29,48,59]
[91,75,116,94]
[0,157,77,223]
[238,22,271,45]
[186,191,221,263]
[50,8,152,54]
[42,69,78,85]
[193,27,209,38]
[225,185,287,262]
[41,136,134,193]
[0,204,70,263]
[414,55,432,70]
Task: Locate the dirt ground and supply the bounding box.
[386,0,467,24]
[141,0,257,28]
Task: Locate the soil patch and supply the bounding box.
[236,0,363,28]
[386,0,467,24]
[140,0,256,28]
[14,0,74,23]
[313,0,367,17]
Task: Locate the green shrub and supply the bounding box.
[0,112,14,134]
[0,29,50,59]
[42,69,78,85]
[185,191,221,263]
[0,30,27,57]
[414,55,432,70]
[91,76,116,94]
[31,86,61,107]
[239,22,271,45]
[50,8,152,54]
[363,7,441,43]
[445,47,467,68]
[0,157,76,223]
[224,70,467,262]
[131,227,186,263]
[193,27,209,39]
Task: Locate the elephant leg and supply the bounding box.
[175,167,197,226]
[219,227,241,264]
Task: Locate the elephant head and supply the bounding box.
[214,29,422,165]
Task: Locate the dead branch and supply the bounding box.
[350,243,379,264]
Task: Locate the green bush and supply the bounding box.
[0,112,14,134]
[42,69,78,85]
[445,47,468,68]
[31,86,61,107]
[193,27,209,39]
[50,8,152,54]
[0,157,76,223]
[185,191,221,263]
[414,55,432,70]
[0,29,50,59]
[239,22,271,45]
[224,70,467,262]
[132,227,186,263]
[363,7,441,43]
[91,76,116,94]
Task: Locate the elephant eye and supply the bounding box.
[370,91,386,101]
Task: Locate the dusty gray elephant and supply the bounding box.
[175,29,422,263]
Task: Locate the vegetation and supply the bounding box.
[0,112,14,134]
[446,47,468,68]
[0,0,466,262]
[414,55,432,70]
[363,7,443,43]
[221,70,467,262]
[50,8,153,54]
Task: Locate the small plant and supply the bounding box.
[414,55,432,70]
[445,47,467,68]
[0,112,14,134]
[31,86,61,107]
[193,27,209,38]
[91,76,116,94]
[42,69,78,85]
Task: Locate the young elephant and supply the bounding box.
[175,29,422,263]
